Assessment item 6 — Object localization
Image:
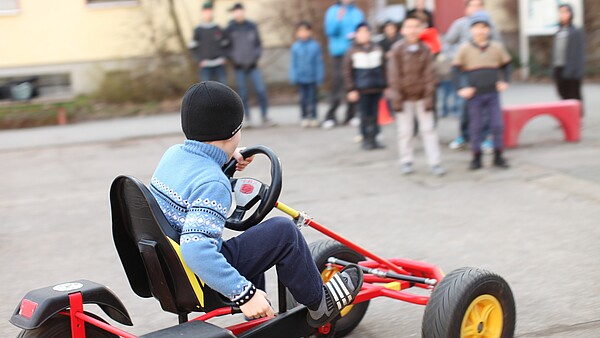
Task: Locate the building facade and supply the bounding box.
[0,0,596,98]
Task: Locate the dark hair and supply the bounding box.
[296,20,312,30]
[559,3,574,25]
[405,12,427,24]
[380,20,399,34]
[355,22,371,32]
[465,0,484,7]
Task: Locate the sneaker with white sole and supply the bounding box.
[307,264,363,328]
[481,139,493,154]
[431,165,446,176]
[349,117,361,127]
[301,119,310,128]
[262,118,277,128]
[449,136,466,150]
[401,163,414,175]
[309,119,320,128]
[322,119,336,129]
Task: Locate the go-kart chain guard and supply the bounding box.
[9,279,132,330]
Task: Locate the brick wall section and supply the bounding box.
[583,0,600,75]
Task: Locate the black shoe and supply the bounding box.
[362,140,375,150]
[373,141,386,149]
[307,264,364,328]
[469,153,482,170]
[493,150,510,169]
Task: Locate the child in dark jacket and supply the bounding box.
[289,21,325,128]
[343,23,387,150]
[453,12,511,170]
[226,3,271,126]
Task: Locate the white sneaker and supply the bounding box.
[301,119,310,128]
[431,165,446,176]
[322,119,336,129]
[262,118,277,127]
[309,119,320,128]
[449,136,466,150]
[349,117,361,127]
[401,163,414,175]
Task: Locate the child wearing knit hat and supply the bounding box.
[150,81,363,326]
[453,11,512,170]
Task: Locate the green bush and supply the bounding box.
[94,59,196,104]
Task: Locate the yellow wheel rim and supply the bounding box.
[321,268,354,317]
[461,294,503,338]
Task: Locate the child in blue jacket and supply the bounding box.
[289,21,324,128]
[150,81,363,326]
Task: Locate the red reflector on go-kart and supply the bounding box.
[19,299,38,319]
[240,184,254,194]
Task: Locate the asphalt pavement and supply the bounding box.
[1,83,599,337]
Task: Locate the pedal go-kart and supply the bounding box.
[10,145,516,338]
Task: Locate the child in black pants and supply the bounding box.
[343,22,387,150]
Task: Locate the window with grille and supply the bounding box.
[86,0,139,7]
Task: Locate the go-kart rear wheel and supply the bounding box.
[422,267,516,338]
[309,239,369,338]
[17,314,118,338]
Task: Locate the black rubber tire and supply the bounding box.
[308,239,369,338]
[422,267,516,338]
[17,314,119,338]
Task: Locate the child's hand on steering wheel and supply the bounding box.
[233,148,254,171]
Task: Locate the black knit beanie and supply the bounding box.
[181,81,244,142]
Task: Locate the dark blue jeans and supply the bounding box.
[199,65,227,84]
[298,83,318,119]
[467,92,504,152]
[358,92,382,140]
[234,67,269,120]
[437,80,459,117]
[220,216,323,308]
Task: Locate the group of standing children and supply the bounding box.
[288,3,514,174]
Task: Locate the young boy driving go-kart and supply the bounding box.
[149,81,363,327]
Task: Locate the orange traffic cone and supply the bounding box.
[57,107,67,125]
[378,98,394,125]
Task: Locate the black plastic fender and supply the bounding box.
[9,279,133,330]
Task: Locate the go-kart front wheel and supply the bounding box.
[422,267,516,338]
[309,240,369,338]
[17,315,118,338]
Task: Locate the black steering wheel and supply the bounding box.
[222,145,282,231]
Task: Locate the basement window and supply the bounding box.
[0,0,19,15]
[86,0,139,9]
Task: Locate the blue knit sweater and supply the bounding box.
[150,140,252,302]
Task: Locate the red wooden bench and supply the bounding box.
[503,99,581,148]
